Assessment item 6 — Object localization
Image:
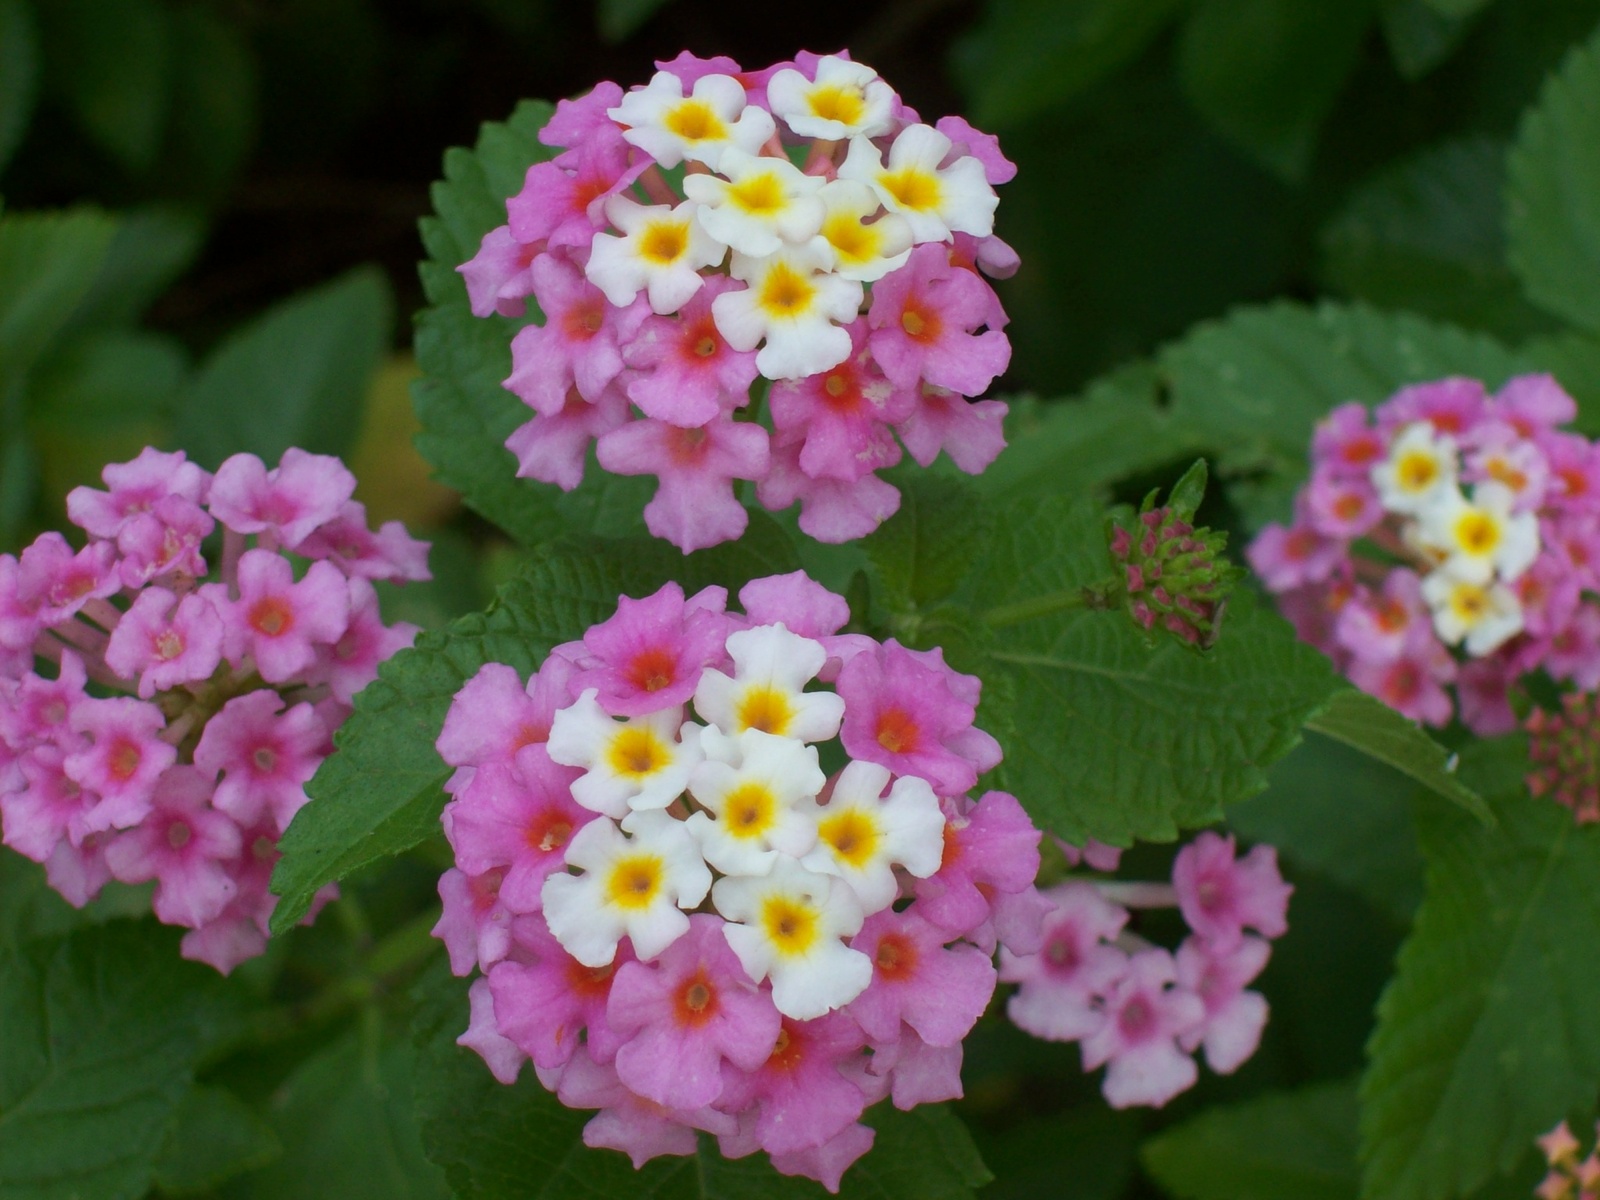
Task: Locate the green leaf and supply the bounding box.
[152,1085,282,1196]
[412,964,990,1199]
[158,5,258,201]
[0,0,39,173]
[1228,733,1425,924]
[27,329,187,427]
[970,493,1342,844]
[37,0,172,173]
[226,1028,450,1200]
[0,208,119,388]
[1419,0,1494,17]
[271,526,799,932]
[1507,26,1600,334]
[1143,1079,1360,1200]
[174,266,393,469]
[976,1106,1141,1200]
[1177,0,1378,180]
[1379,1,1476,79]
[864,475,994,617]
[1304,689,1490,823]
[67,205,206,330]
[1320,137,1553,338]
[0,921,242,1200]
[1360,745,1600,1200]
[597,0,672,40]
[953,0,1185,129]
[1521,331,1600,435]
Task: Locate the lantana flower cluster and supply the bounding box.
[1538,1119,1600,1200]
[432,571,1044,1190]
[460,50,1017,553]
[1249,375,1600,733]
[0,447,429,972]
[1003,832,1291,1109]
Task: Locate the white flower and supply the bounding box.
[1421,569,1525,655]
[608,72,775,171]
[766,56,896,140]
[712,245,863,380]
[680,149,827,258]
[799,759,944,912]
[1414,481,1540,584]
[813,180,913,282]
[1371,422,1458,515]
[837,123,996,242]
[585,198,725,314]
[541,812,712,966]
[684,727,823,876]
[713,858,872,1019]
[546,689,702,817]
[694,623,845,742]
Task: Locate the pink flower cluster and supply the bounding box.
[1249,375,1600,733]
[1002,832,1291,1109]
[460,50,1017,552]
[432,571,1045,1190]
[1526,692,1600,823]
[1539,1119,1600,1200]
[0,447,429,972]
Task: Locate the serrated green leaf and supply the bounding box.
[36,0,172,173]
[969,494,1341,844]
[953,0,1185,129]
[174,266,392,469]
[412,964,989,1199]
[1360,744,1600,1200]
[0,208,119,387]
[153,1085,282,1195]
[0,921,242,1200]
[1177,0,1378,180]
[1304,689,1490,823]
[271,526,799,932]
[226,1028,450,1200]
[0,0,39,174]
[863,475,994,617]
[1143,1079,1360,1200]
[1507,26,1600,333]
[1520,331,1600,435]
[1320,137,1553,338]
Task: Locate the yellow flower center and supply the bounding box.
[723,782,777,839]
[806,84,866,126]
[757,262,816,318]
[1396,451,1439,493]
[727,171,786,215]
[822,213,876,264]
[638,220,690,265]
[735,684,794,735]
[761,894,820,957]
[818,808,880,869]
[607,728,671,779]
[605,854,665,911]
[663,99,727,144]
[1453,510,1500,557]
[879,167,941,212]
[1448,582,1490,622]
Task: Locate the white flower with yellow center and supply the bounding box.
[837,123,997,243]
[713,858,871,1019]
[694,623,845,742]
[799,759,943,912]
[680,149,827,258]
[712,245,863,380]
[1421,569,1525,655]
[685,727,823,876]
[765,56,896,141]
[585,197,725,314]
[813,180,912,282]
[1415,481,1540,585]
[608,71,776,171]
[1371,422,1458,515]
[542,811,712,966]
[546,689,702,818]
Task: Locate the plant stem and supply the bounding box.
[981,581,1119,629]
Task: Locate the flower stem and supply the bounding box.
[981,580,1119,629]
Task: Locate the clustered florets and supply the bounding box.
[432,570,1044,1190]
[1109,497,1238,648]
[460,50,1017,553]
[1249,375,1600,733]
[1002,832,1291,1108]
[1539,1120,1600,1200]
[0,447,429,972]
[1525,691,1600,823]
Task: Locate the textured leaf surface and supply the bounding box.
[412,965,990,1200]
[967,494,1341,844]
[1143,1079,1360,1200]
[153,1085,281,1195]
[1360,743,1600,1200]
[0,922,239,1200]
[174,266,392,468]
[1508,26,1600,333]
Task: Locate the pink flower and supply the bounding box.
[1379,376,1487,437]
[1171,832,1292,951]
[4,747,94,861]
[756,438,902,543]
[296,500,432,582]
[311,577,417,704]
[867,244,1010,396]
[1305,467,1383,539]
[1081,948,1205,1109]
[487,917,633,1069]
[1246,520,1346,592]
[116,495,214,586]
[1311,402,1385,476]
[506,136,642,251]
[1347,641,1456,727]
[716,1012,868,1156]
[434,866,516,976]
[104,766,242,927]
[915,790,1042,936]
[207,449,357,549]
[622,278,760,427]
[66,697,176,833]
[1000,882,1129,1042]
[846,907,995,1046]
[444,754,592,911]
[506,381,631,493]
[568,582,729,717]
[65,448,211,540]
[596,415,771,553]
[607,914,782,1110]
[769,320,912,482]
[934,116,1016,185]
[459,975,528,1084]
[458,225,539,318]
[894,386,1008,473]
[1174,935,1271,1074]
[1334,570,1429,664]
[437,658,576,772]
[538,81,626,151]
[217,550,351,684]
[868,1027,966,1109]
[1492,373,1576,436]
[17,533,120,625]
[103,588,225,698]
[836,640,986,796]
[192,691,327,830]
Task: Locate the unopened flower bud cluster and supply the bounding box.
[0,448,429,972]
[1109,504,1237,648]
[1249,375,1600,733]
[1525,692,1600,824]
[1003,832,1291,1108]
[432,571,1044,1190]
[460,50,1016,553]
